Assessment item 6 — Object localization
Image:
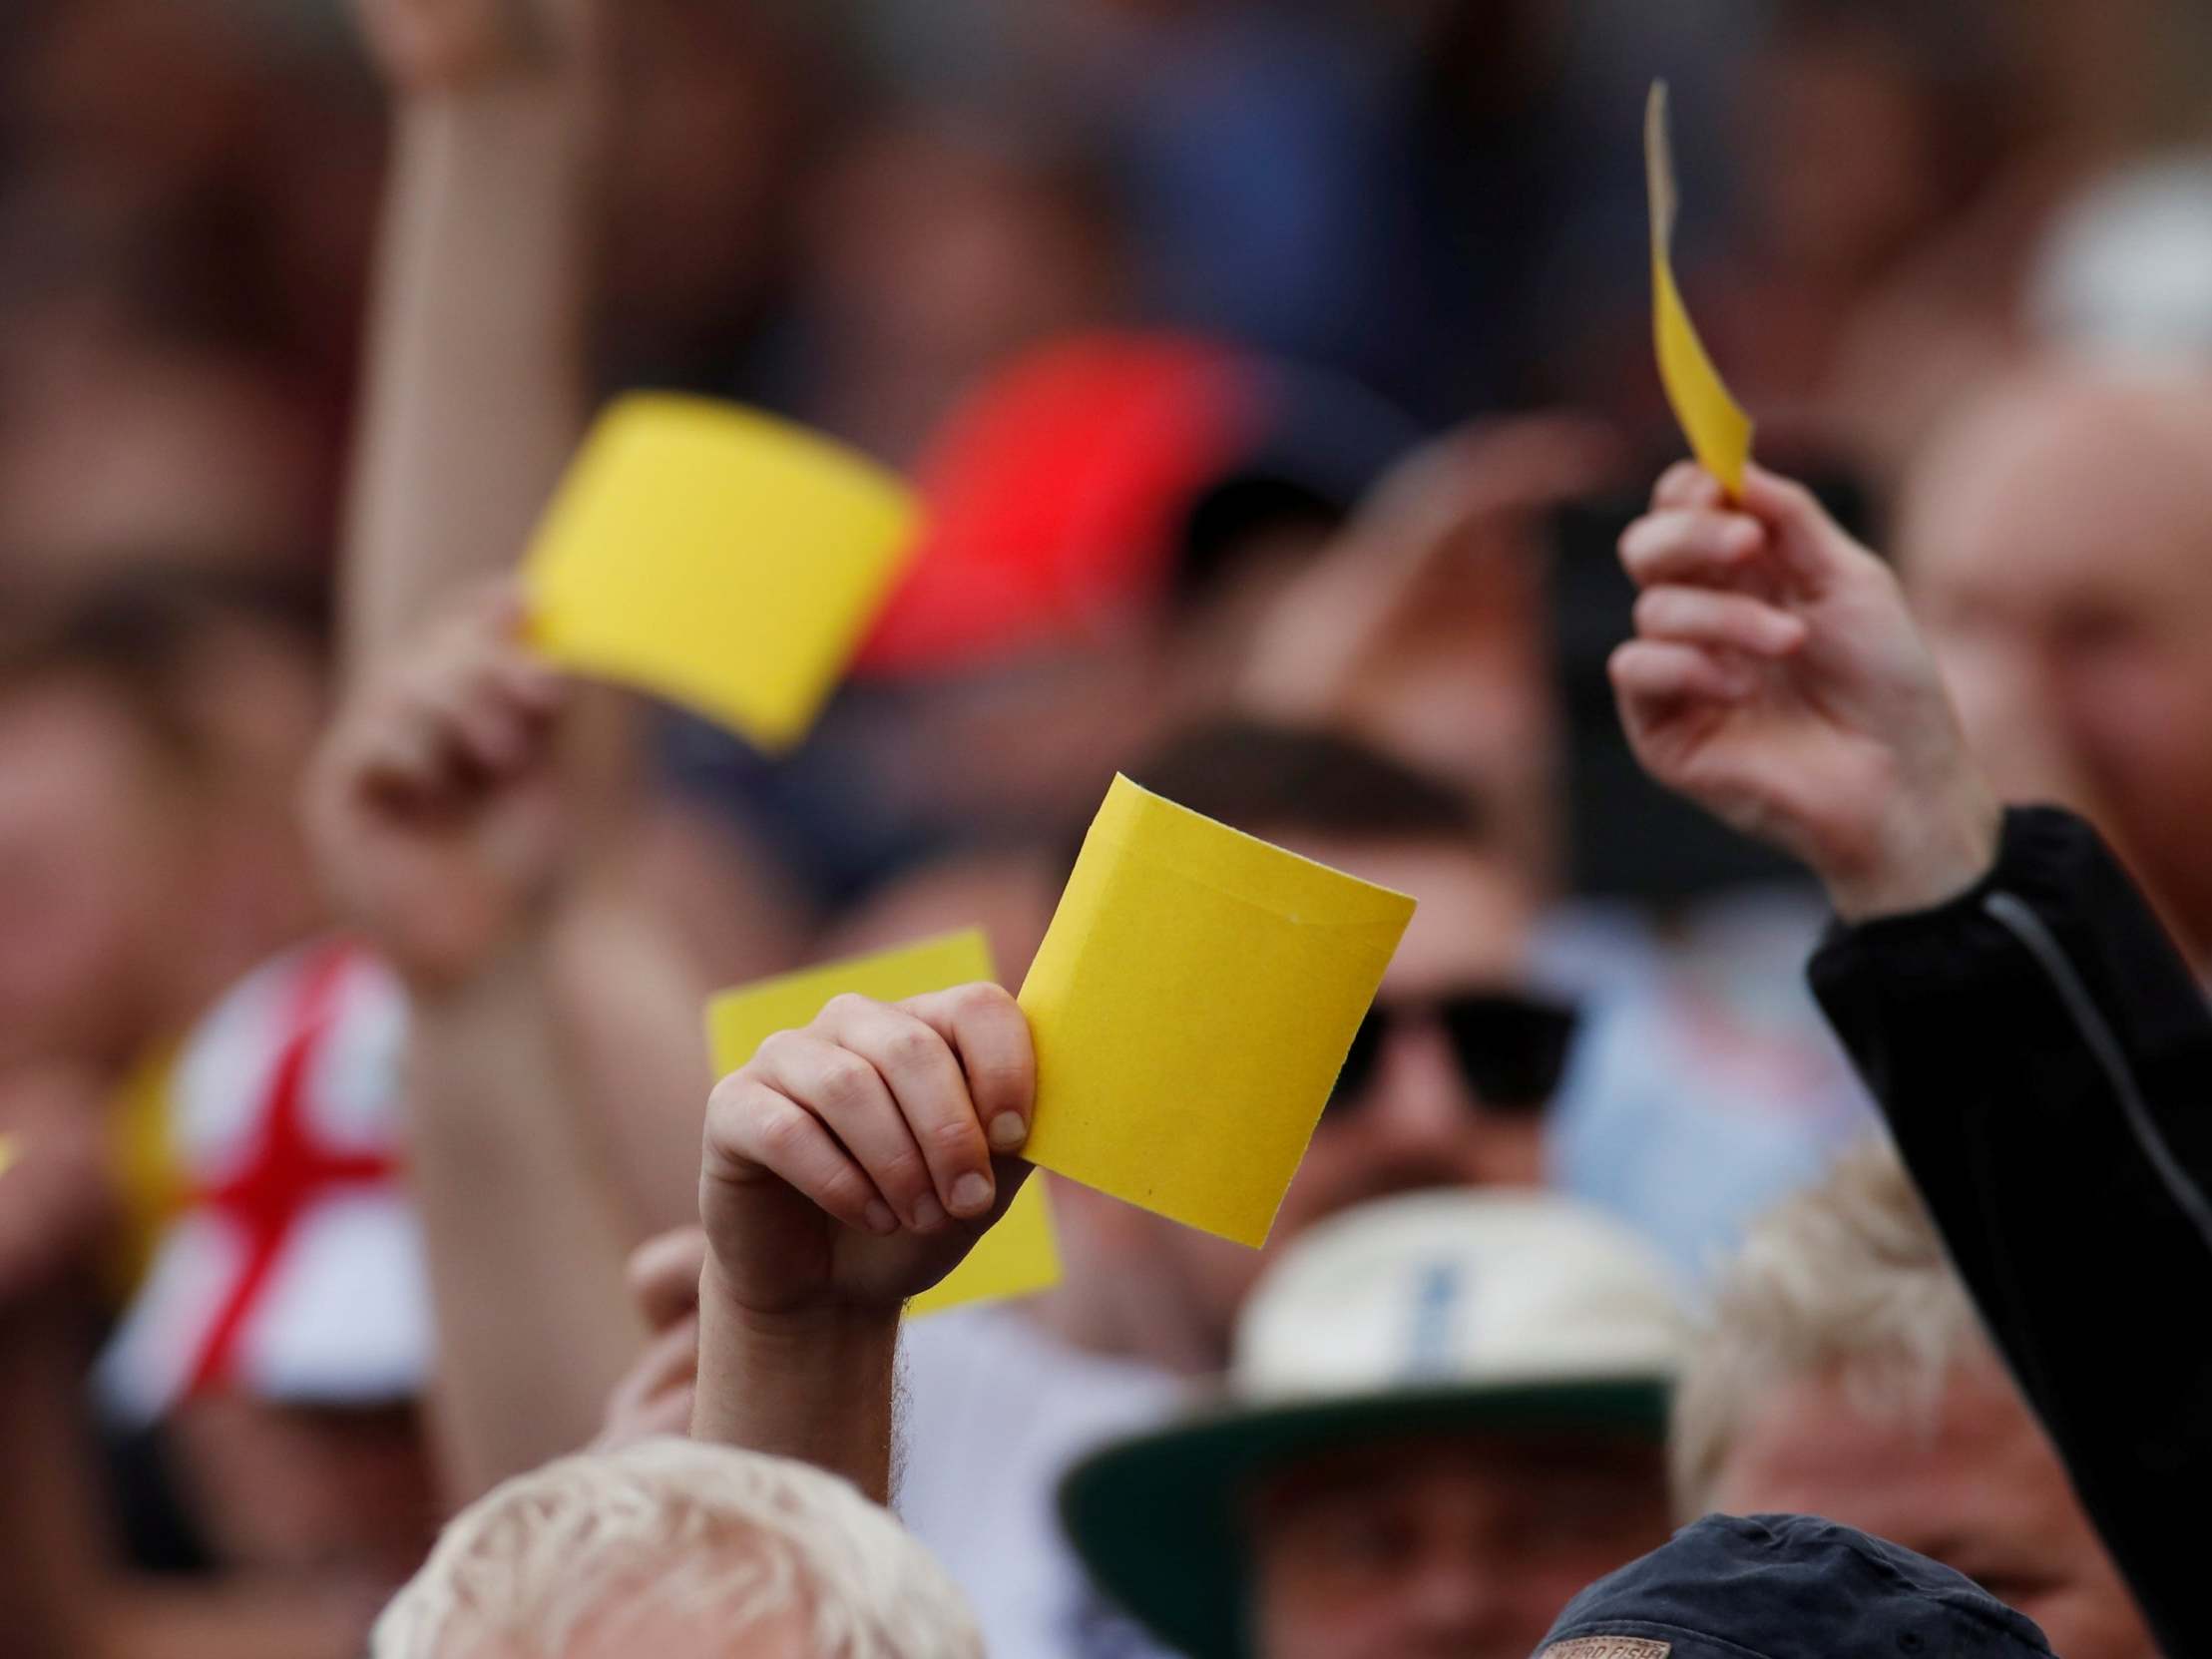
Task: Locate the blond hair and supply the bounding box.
[372,1439,981,1659]
[1670,1140,1987,1516]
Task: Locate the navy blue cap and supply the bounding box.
[1536,1514,2057,1659]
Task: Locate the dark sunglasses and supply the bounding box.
[1327,993,1580,1118]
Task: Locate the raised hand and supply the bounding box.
[1611,463,2001,920]
[699,987,1035,1320]
[303,582,570,989]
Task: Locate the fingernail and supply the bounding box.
[864,1201,897,1236]
[913,1195,945,1231]
[988,1112,1029,1151]
[951,1172,993,1216]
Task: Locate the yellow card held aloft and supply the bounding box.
[1646,82,1753,499]
[1018,776,1417,1247]
[704,929,1062,1318]
[526,394,918,750]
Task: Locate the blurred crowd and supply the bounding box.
[4,1,2212,1656]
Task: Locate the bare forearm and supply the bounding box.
[342,82,596,674]
[406,944,644,1500]
[692,1264,900,1505]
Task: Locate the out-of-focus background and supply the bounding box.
[5,2,2212,1656]
[3,0,2208,578]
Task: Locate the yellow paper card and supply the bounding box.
[0,1133,17,1180]
[1647,82,1753,498]
[704,929,1062,1317]
[1017,776,1417,1247]
[525,394,918,750]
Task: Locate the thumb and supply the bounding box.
[1737,463,1850,596]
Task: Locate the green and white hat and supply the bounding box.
[1060,1190,1686,1659]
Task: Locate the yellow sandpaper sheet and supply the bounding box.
[525,394,918,750]
[704,929,1062,1317]
[1017,775,1417,1248]
[1647,82,1754,499]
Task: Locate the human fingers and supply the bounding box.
[626,1227,706,1332]
[1737,464,1866,595]
[702,1066,900,1238]
[746,1030,943,1231]
[1618,508,1766,589]
[1634,585,1807,658]
[1651,462,1724,513]
[899,983,1036,1157]
[810,996,996,1223]
[1608,637,1758,708]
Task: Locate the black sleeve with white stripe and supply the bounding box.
[1810,805,2212,1659]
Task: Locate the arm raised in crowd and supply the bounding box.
[690,989,1037,1504]
[305,583,650,1498]
[1613,461,2212,1657]
[340,0,599,673]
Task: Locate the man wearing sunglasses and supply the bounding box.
[1114,718,1584,1361]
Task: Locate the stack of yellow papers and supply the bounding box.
[704,929,1062,1317]
[526,395,918,750]
[1019,776,1416,1247]
[1646,81,1754,499]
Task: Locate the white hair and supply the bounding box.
[372,1439,981,1659]
[1670,1140,1988,1517]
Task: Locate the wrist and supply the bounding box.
[693,1259,899,1498]
[1824,775,2004,924]
[695,1255,903,1352]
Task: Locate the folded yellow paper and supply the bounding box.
[526,395,918,750]
[1647,81,1753,499]
[704,929,1062,1318]
[1018,775,1417,1247]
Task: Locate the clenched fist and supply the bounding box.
[302,583,570,989]
[699,987,1035,1319]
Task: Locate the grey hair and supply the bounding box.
[1670,1140,1987,1517]
[372,1439,981,1659]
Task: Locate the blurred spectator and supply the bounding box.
[0,571,327,1096]
[1556,0,2038,481]
[0,566,423,1657]
[372,1439,981,1659]
[97,943,435,1594]
[890,718,1578,1657]
[782,114,1126,466]
[1898,365,2212,963]
[1676,1143,2157,1659]
[0,342,331,584]
[1059,1190,1683,1659]
[1611,437,2212,1659]
[1240,427,1870,1280]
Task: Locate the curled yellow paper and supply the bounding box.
[526,395,918,750]
[703,929,1062,1318]
[1018,776,1416,1248]
[1647,82,1754,499]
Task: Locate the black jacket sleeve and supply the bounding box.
[1808,806,2212,1659]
